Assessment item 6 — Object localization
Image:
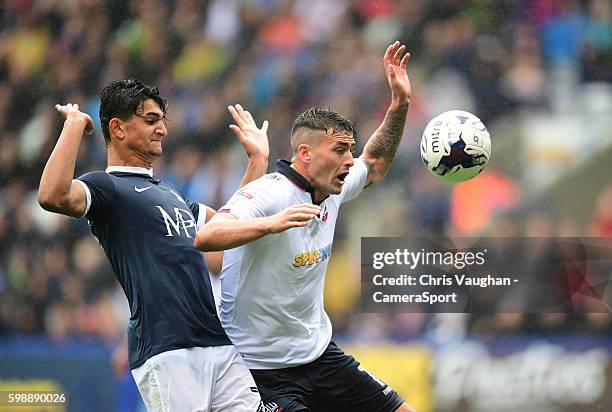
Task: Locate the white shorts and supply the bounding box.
[131,345,261,412]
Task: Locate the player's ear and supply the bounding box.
[297,143,311,164]
[109,118,125,140]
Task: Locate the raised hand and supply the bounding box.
[266,203,321,233]
[228,104,269,163]
[55,103,94,135]
[383,41,411,106]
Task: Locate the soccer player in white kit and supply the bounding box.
[195,41,416,412]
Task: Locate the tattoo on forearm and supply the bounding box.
[365,107,408,159]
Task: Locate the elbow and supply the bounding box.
[37,189,59,212]
[37,188,71,213]
[370,167,390,186]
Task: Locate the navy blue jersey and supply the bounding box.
[78,169,231,369]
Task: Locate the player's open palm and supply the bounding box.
[54,103,94,135]
[267,204,321,233]
[383,41,411,105]
[228,104,269,162]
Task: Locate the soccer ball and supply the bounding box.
[420,110,491,182]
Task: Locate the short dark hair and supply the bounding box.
[99,79,167,143]
[291,107,356,138]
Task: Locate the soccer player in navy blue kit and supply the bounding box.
[38,79,268,411]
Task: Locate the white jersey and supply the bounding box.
[219,159,368,369]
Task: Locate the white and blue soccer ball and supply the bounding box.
[420,110,491,183]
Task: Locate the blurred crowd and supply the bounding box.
[1,0,612,344]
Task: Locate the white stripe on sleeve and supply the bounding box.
[197,203,207,229]
[74,179,92,219]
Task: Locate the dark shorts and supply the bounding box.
[250,342,405,412]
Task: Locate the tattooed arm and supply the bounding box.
[361,41,412,188]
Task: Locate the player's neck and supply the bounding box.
[107,147,154,169]
[290,162,327,204]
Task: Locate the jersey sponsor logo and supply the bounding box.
[134,186,152,192]
[293,244,332,267]
[293,249,319,267]
[155,206,196,237]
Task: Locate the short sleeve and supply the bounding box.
[77,171,116,220]
[219,179,279,220]
[339,158,369,204]
[186,201,208,230]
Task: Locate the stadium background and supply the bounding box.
[1,0,611,410]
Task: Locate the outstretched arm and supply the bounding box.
[195,203,321,252]
[38,103,94,218]
[361,41,412,188]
